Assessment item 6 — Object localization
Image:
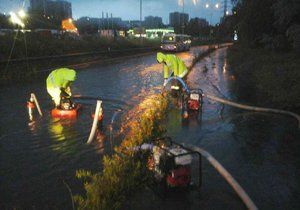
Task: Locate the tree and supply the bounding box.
[0,14,15,29]
[234,0,275,46]
[186,18,210,37]
[273,0,300,51]
[232,0,300,50]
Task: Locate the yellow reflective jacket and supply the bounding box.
[46,68,76,95]
[157,52,188,79]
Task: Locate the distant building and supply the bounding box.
[46,0,72,19]
[127,28,174,39]
[99,17,123,29]
[30,0,47,14]
[76,17,124,30]
[30,0,72,20]
[169,12,189,30]
[144,16,163,29]
[189,17,209,27]
[122,20,141,28]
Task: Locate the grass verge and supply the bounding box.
[0,34,160,84]
[228,44,300,112]
[74,94,168,210]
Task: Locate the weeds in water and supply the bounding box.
[74,94,168,210]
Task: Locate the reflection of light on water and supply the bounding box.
[177,52,193,67]
[49,121,66,141]
[213,63,218,76]
[140,64,161,76]
[223,59,227,73]
[96,129,105,154]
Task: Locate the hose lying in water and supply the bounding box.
[31,93,43,116]
[87,100,102,144]
[205,94,300,129]
[109,109,123,152]
[185,144,258,210]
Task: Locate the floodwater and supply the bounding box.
[0,46,299,209]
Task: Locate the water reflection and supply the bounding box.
[48,118,82,155]
[95,129,105,154]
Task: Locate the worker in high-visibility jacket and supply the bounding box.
[46,68,76,108]
[157,52,188,87]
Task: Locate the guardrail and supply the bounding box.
[0,43,232,65]
[0,46,160,64]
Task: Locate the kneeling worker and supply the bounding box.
[46,68,76,109]
[156,52,189,87]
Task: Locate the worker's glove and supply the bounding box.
[163,79,168,87]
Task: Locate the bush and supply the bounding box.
[228,44,300,111]
[0,33,161,61]
[74,94,168,209]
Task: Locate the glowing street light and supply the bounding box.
[9,11,25,28]
[18,9,26,18]
[205,3,220,25]
[226,11,229,15]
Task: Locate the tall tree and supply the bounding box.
[235,0,275,45]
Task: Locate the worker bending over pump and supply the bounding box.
[46,68,76,109]
[157,52,189,87]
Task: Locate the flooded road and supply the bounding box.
[0,46,299,209]
[161,48,300,210]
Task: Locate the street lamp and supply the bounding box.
[18,9,26,18]
[9,11,25,28]
[205,3,220,26]
[204,3,220,44]
[139,0,143,38]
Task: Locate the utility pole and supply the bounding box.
[182,0,185,34]
[106,12,109,29]
[111,13,113,30]
[102,11,104,30]
[223,0,228,17]
[140,0,142,38]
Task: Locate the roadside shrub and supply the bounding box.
[228,44,300,111]
[74,94,168,210]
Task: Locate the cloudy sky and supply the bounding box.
[0,0,232,24]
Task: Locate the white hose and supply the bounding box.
[87,100,102,144]
[28,106,33,121]
[31,93,43,116]
[185,144,258,210]
[205,94,300,129]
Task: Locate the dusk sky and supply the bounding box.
[0,0,232,24]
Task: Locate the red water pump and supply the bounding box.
[149,137,202,190]
[186,89,203,111]
[181,89,203,120]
